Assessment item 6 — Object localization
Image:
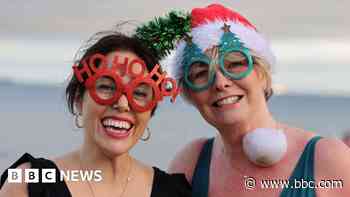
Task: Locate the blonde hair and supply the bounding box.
[251,51,273,101]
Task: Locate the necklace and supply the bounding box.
[78,155,134,197]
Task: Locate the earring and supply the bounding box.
[141,127,151,141]
[74,113,83,128]
[264,88,273,101]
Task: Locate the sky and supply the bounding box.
[1,0,349,39]
[1,0,349,95]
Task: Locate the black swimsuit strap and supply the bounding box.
[191,138,214,197]
[0,153,71,197]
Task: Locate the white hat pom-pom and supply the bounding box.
[242,128,287,167]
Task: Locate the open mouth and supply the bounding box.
[212,95,244,107]
[101,117,134,138]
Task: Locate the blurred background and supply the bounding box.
[1,0,349,172]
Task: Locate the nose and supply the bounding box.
[112,94,130,112]
[213,69,232,91]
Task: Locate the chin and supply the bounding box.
[210,108,245,125]
[215,118,242,128]
[99,140,134,157]
[94,129,136,156]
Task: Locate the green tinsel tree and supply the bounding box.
[134,11,191,60]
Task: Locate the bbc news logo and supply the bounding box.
[8,168,102,183]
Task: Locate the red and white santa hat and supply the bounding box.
[168,4,276,80]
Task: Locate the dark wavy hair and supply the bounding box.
[65,31,159,116]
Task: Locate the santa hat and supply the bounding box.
[171,4,275,79]
[134,4,275,80]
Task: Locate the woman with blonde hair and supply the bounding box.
[137,4,350,196]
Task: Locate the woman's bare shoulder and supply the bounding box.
[282,123,350,195]
[0,162,30,197]
[280,123,317,143]
[168,137,209,183]
[51,150,79,170]
[314,137,350,195]
[315,137,350,170]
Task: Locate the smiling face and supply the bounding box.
[78,50,153,156]
[184,47,268,130]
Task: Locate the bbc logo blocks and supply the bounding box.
[7,168,102,183]
[8,168,56,183]
[7,169,22,183]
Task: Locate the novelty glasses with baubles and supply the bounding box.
[182,24,254,92]
[73,53,180,112]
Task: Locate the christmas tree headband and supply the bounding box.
[134,4,275,81]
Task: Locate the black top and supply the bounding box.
[0,153,191,197]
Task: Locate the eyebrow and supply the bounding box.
[225,55,257,63]
[225,54,246,61]
[192,62,209,68]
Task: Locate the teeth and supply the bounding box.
[102,119,131,130]
[105,127,128,134]
[216,96,240,106]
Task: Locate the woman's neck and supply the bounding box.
[217,107,277,166]
[79,137,132,183]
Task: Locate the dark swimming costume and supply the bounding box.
[191,136,322,197]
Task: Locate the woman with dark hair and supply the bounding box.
[0,31,190,197]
